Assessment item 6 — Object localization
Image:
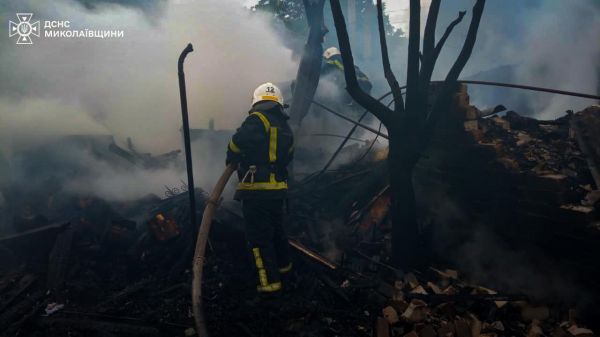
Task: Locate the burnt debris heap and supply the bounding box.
[1,100,599,336]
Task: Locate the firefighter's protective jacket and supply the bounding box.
[227,101,294,200]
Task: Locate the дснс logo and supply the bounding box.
[9,13,40,45]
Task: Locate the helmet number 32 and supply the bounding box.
[266,86,275,94]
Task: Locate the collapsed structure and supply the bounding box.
[0,85,599,336]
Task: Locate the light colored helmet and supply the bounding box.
[252,82,284,106]
[323,46,341,59]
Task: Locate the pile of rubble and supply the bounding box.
[462,104,600,208]
[290,161,599,337]
[1,100,600,336]
[369,267,595,337]
[3,165,597,337]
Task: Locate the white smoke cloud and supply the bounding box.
[0,0,297,153]
[429,0,600,117]
[0,0,298,201]
[514,2,600,118]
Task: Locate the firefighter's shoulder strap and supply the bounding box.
[238,111,287,191]
[250,111,270,134]
[249,111,277,163]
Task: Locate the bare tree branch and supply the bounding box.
[376,0,404,114]
[434,11,467,62]
[445,0,486,82]
[419,10,466,95]
[427,0,486,127]
[330,0,393,125]
[405,0,421,114]
[423,0,440,58]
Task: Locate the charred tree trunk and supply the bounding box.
[329,0,486,269]
[387,130,419,267]
[289,0,328,126]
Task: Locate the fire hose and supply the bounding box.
[177,42,236,337]
[192,164,236,337]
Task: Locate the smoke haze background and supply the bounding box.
[0,0,296,152]
[1,0,599,199]
[0,0,599,303]
[414,0,600,117]
[0,0,297,199]
[326,0,600,118]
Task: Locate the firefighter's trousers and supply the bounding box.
[242,198,292,293]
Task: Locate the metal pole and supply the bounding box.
[178,43,197,228]
[457,80,600,101]
[309,98,389,139]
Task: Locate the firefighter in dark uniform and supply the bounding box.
[226,82,294,294]
[322,46,373,96]
[320,46,373,129]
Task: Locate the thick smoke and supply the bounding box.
[0,0,297,201]
[298,0,599,129]
[431,0,600,117]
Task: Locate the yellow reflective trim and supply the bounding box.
[228,140,241,153]
[257,282,282,293]
[326,59,344,70]
[332,60,344,71]
[252,248,282,292]
[252,248,268,287]
[237,181,288,190]
[250,111,270,133]
[238,172,287,190]
[269,127,277,163]
[260,95,280,102]
[327,59,368,81]
[258,269,268,286]
[279,262,293,274]
[252,248,264,268]
[249,111,277,162]
[237,111,288,191]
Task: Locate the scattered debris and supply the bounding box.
[1,97,599,336]
[44,303,64,316]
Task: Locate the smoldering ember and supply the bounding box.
[1,1,600,337]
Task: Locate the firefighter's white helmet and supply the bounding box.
[323,46,341,59]
[252,82,284,106]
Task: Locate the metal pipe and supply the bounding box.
[288,238,338,270]
[177,43,197,228]
[312,133,369,143]
[457,80,600,101]
[316,90,398,177]
[309,99,389,139]
[312,79,600,148]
